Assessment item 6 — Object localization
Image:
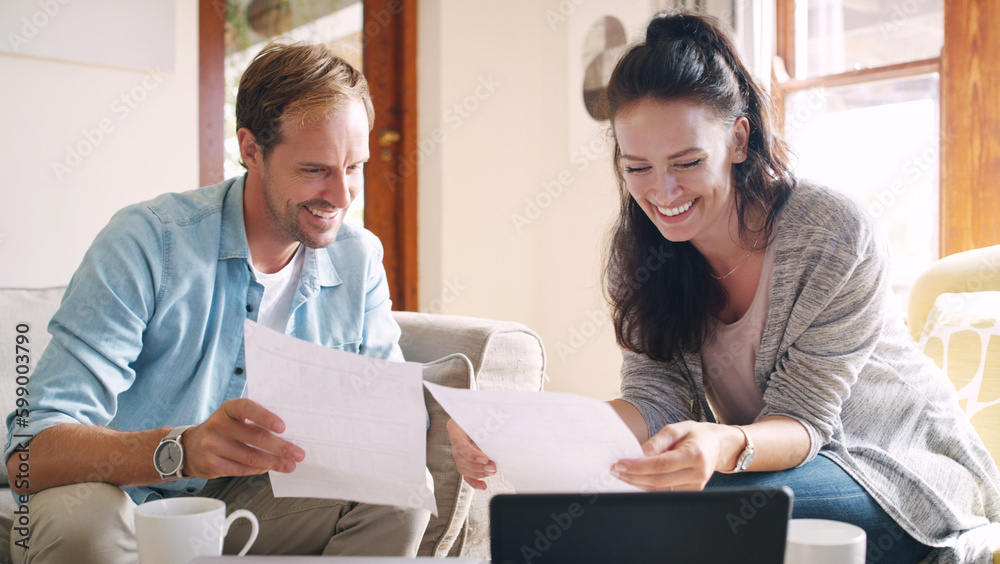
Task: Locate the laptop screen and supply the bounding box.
[490,487,792,564]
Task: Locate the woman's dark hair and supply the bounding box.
[603,10,795,362]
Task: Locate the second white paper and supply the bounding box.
[244,320,436,515]
[424,381,644,494]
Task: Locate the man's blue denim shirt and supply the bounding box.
[3,176,404,503]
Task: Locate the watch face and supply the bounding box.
[155,441,182,474]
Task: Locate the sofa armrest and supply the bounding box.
[395,311,546,393]
[394,311,546,560]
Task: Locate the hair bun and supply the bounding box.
[645,10,696,46]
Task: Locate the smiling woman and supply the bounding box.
[615,99,748,262]
[595,9,1000,564]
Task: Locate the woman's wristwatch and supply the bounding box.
[724,425,755,474]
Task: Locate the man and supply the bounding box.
[3,41,430,562]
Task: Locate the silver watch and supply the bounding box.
[726,425,755,473]
[154,425,193,481]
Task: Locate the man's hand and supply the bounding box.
[446,418,496,490]
[181,398,305,479]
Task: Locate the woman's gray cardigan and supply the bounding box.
[620,182,1000,562]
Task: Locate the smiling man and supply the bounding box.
[3,42,430,563]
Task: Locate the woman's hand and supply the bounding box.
[610,420,741,491]
[446,418,497,490]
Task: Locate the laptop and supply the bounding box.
[490,487,793,564]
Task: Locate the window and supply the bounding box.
[775,0,943,307]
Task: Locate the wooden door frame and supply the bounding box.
[199,0,226,188]
[197,0,419,311]
[940,0,1000,255]
[361,0,419,312]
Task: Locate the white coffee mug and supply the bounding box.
[784,518,866,564]
[134,497,259,564]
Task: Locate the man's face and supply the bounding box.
[254,101,370,251]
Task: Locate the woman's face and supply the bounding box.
[613,98,746,252]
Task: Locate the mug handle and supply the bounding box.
[222,509,259,556]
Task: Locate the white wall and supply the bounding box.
[0,0,735,401]
[418,0,651,399]
[0,1,199,288]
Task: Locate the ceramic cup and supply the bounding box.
[134,497,258,564]
[784,518,866,564]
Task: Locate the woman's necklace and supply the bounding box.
[711,233,760,280]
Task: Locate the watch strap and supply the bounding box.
[723,425,754,474]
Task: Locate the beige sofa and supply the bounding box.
[0,287,546,561]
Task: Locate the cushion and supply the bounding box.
[0,287,66,482]
[918,291,1000,467]
[395,311,545,391]
[908,245,1000,340]
[419,353,477,557]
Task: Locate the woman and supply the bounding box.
[449,10,1000,563]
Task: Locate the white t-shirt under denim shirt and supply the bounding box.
[250,244,306,334]
[700,234,777,426]
[245,245,305,399]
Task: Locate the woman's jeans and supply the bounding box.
[707,455,933,563]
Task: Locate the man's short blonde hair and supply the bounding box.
[236,40,374,166]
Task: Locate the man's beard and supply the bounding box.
[260,168,345,249]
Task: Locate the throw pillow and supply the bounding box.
[419,353,476,557]
[918,291,1000,466]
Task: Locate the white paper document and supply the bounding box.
[423,381,644,494]
[243,320,436,515]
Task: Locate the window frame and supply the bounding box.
[774,0,1000,257]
